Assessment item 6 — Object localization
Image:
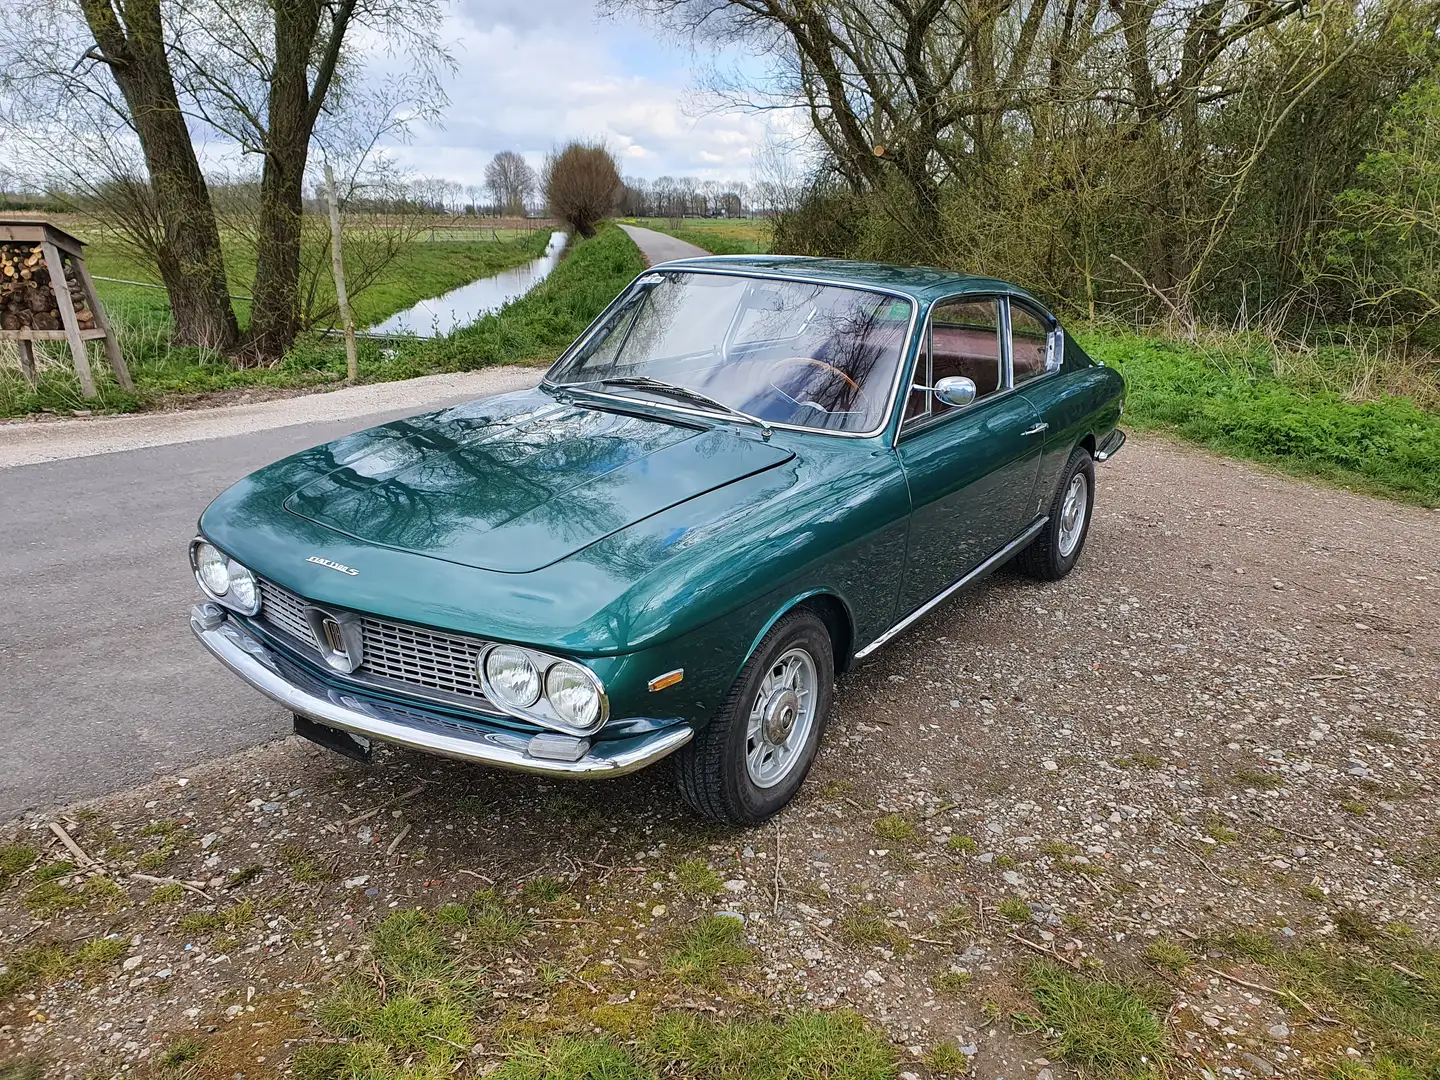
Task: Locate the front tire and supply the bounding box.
[675,609,834,826]
[1016,446,1095,581]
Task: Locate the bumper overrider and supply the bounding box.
[189,604,692,778]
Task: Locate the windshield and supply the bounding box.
[546,271,914,434]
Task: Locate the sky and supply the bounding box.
[373,0,792,188]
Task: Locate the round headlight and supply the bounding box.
[545,662,601,730]
[483,646,541,708]
[195,542,231,596]
[228,564,258,613]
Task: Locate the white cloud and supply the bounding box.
[362,1,789,185]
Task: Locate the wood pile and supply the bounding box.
[0,242,94,332]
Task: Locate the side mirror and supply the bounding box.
[933,376,976,408]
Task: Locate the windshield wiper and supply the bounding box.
[586,376,773,439]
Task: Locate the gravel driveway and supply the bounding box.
[3,432,1436,1078]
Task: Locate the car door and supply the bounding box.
[894,295,1045,614]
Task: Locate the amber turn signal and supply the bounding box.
[647,669,684,692]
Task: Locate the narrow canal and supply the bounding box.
[367,230,569,338]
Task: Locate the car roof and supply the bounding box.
[653,254,1043,307]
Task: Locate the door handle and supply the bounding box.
[1022,422,1049,436]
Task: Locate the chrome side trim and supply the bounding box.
[854,516,1049,660]
[1095,428,1127,462]
[191,609,691,779]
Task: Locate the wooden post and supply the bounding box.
[71,256,134,392]
[41,239,96,399]
[16,339,37,388]
[324,163,359,383]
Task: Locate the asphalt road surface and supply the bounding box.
[0,369,543,819]
[617,223,710,264]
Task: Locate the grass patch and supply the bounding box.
[1200,813,1239,843]
[673,858,724,898]
[23,879,80,915]
[0,844,37,886]
[0,941,73,998]
[178,899,254,936]
[278,843,322,884]
[470,888,532,953]
[299,908,483,1078]
[947,834,979,854]
[1211,923,1440,1077]
[75,936,127,970]
[872,814,917,843]
[933,970,974,995]
[156,1035,206,1068]
[1081,328,1440,506]
[1144,938,1193,974]
[521,876,569,905]
[492,1009,893,1080]
[1232,768,1285,790]
[925,1041,973,1075]
[998,898,1033,923]
[1019,961,1167,1077]
[840,907,911,953]
[664,915,751,985]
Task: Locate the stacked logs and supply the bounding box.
[0,242,94,332]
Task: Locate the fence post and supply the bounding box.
[324,163,359,383]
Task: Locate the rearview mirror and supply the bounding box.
[933,376,976,408]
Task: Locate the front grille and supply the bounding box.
[257,578,316,644]
[360,617,488,700]
[255,577,491,704]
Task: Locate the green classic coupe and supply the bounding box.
[189,256,1125,824]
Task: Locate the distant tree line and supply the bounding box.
[616,0,1440,346]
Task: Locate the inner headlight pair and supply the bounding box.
[190,539,260,615]
[481,644,605,734]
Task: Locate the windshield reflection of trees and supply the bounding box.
[556,275,908,432]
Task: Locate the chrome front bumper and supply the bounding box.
[190,606,692,778]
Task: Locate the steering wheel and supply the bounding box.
[768,356,861,394]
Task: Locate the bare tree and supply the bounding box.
[485,151,537,217]
[0,0,239,349]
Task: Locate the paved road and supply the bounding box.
[617,223,710,264]
[0,368,543,819]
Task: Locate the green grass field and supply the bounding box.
[79,225,554,334]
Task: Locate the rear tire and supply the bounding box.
[1016,446,1095,581]
[675,610,833,826]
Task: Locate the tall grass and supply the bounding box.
[1081,328,1440,505]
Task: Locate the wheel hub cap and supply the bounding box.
[763,688,801,744]
[744,648,818,789]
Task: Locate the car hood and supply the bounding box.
[279,394,795,573]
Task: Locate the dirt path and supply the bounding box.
[2,433,1437,1079]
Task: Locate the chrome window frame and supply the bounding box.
[898,293,1063,441]
[541,265,921,441]
[1007,296,1064,385]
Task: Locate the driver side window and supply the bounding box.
[929,297,1002,409]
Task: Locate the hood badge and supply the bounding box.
[307,556,359,577]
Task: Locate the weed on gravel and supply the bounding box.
[663,915,751,985]
[1018,961,1167,1077]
